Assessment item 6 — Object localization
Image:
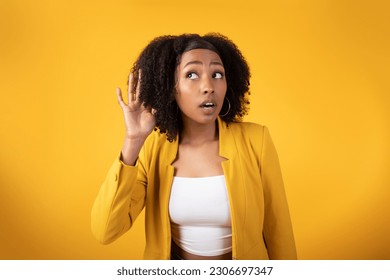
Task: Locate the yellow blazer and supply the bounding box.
[91,117,297,259]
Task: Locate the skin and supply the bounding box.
[172,49,227,178]
[116,69,156,166]
[116,48,231,259]
[116,49,227,169]
[175,49,226,130]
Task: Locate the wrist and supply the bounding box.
[120,136,146,166]
[123,134,147,146]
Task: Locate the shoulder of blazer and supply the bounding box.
[143,129,168,150]
[141,129,178,166]
[225,121,266,143]
[222,121,267,166]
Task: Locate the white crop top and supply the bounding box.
[169,175,232,257]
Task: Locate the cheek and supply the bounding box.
[176,79,192,94]
[174,89,191,109]
[219,82,227,98]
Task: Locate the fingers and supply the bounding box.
[116,87,126,108]
[117,85,156,120]
[127,69,142,103]
[120,70,144,112]
[135,69,142,101]
[127,72,136,102]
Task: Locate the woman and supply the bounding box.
[91,33,297,260]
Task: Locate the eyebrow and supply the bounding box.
[183,60,224,68]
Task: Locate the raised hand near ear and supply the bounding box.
[116,70,157,165]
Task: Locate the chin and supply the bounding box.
[184,115,218,126]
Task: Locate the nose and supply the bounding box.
[201,75,215,95]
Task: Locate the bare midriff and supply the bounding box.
[171,240,232,260]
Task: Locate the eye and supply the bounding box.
[187,72,199,79]
[213,72,224,79]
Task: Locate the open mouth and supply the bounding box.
[200,102,215,108]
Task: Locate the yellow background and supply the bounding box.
[1,0,389,259]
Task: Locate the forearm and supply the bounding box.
[120,136,147,166]
[91,157,146,244]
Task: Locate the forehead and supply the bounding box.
[179,49,223,66]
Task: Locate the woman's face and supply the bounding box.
[175,48,227,126]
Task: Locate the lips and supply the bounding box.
[199,100,216,108]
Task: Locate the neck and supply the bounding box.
[180,119,218,145]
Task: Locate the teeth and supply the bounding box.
[204,103,214,107]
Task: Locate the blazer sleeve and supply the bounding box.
[261,126,297,259]
[91,148,148,245]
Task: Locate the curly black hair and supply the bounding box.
[129,33,250,142]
